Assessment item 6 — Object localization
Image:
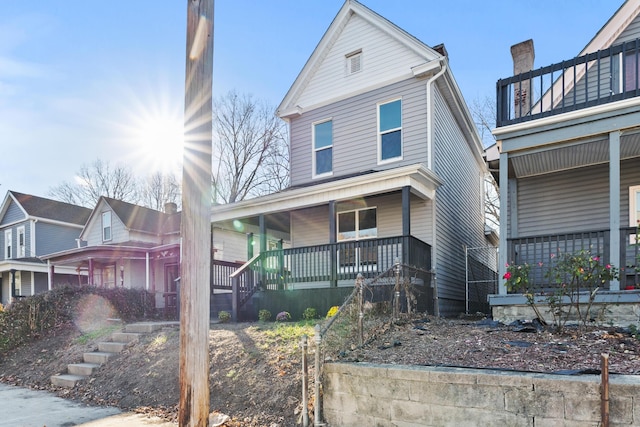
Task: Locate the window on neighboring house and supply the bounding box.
[313,119,333,177]
[337,207,377,241]
[102,211,112,242]
[4,229,12,259]
[378,99,402,162]
[345,49,362,75]
[630,185,640,227]
[17,226,25,258]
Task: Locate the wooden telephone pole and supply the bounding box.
[179,0,214,425]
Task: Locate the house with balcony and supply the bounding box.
[0,190,91,305]
[490,0,640,323]
[210,0,493,319]
[43,197,181,316]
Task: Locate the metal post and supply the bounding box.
[464,244,469,314]
[301,335,309,427]
[356,273,364,347]
[314,324,323,426]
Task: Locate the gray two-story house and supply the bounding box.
[0,191,91,305]
[210,0,493,318]
[490,0,640,323]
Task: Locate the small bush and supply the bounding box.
[276,311,291,322]
[258,309,272,322]
[326,305,339,318]
[302,307,317,320]
[218,311,231,323]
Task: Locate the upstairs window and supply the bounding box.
[378,99,402,163]
[4,229,11,259]
[313,119,333,177]
[102,211,112,242]
[345,49,362,75]
[17,226,25,258]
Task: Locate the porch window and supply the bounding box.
[313,119,333,177]
[630,185,640,226]
[378,99,402,163]
[337,207,377,241]
[94,265,116,288]
[17,226,25,258]
[4,229,11,259]
[102,211,112,242]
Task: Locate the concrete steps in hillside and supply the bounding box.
[50,322,175,389]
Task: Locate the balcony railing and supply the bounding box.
[507,228,640,290]
[497,38,640,127]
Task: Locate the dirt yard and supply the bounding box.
[1,315,639,426]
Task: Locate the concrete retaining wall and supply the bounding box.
[492,302,640,327]
[323,362,640,426]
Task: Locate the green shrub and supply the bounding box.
[302,307,317,320]
[258,309,272,322]
[218,311,231,323]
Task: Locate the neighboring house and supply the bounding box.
[43,197,181,315]
[211,0,492,318]
[491,1,640,316]
[0,191,91,306]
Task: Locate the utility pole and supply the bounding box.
[179,0,214,426]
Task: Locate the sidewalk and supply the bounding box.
[0,384,175,427]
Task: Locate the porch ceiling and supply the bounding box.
[509,131,640,178]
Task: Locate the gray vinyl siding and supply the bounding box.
[516,158,640,237]
[615,13,640,45]
[85,210,129,246]
[1,221,29,260]
[289,78,428,187]
[34,273,48,294]
[0,199,26,226]
[35,222,82,256]
[291,206,330,247]
[432,87,487,316]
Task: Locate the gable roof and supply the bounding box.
[1,191,91,226]
[277,0,444,118]
[578,0,640,56]
[89,197,180,236]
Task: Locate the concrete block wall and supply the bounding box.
[492,302,640,327]
[323,362,640,426]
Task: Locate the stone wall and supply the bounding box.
[323,362,640,426]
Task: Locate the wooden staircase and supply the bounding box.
[50,322,172,388]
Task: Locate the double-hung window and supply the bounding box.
[17,226,25,258]
[4,229,12,259]
[378,99,402,163]
[630,185,640,227]
[102,211,112,242]
[313,119,333,177]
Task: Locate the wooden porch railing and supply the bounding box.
[217,236,432,319]
[507,228,640,289]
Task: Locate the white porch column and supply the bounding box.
[609,131,621,291]
[145,252,150,291]
[47,260,53,291]
[498,150,509,295]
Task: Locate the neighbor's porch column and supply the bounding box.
[402,186,411,263]
[609,130,621,291]
[88,258,94,286]
[247,232,254,259]
[329,200,337,287]
[259,214,266,254]
[48,261,53,291]
[498,151,509,295]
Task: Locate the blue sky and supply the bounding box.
[0,0,622,199]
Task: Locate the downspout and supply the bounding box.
[425,60,447,315]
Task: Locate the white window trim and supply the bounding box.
[312,118,334,179]
[377,97,403,165]
[5,229,12,259]
[17,226,25,258]
[629,185,640,227]
[102,211,112,242]
[337,206,378,242]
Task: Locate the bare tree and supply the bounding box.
[212,90,289,204]
[139,171,182,211]
[48,158,139,207]
[469,95,500,232]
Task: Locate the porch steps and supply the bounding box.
[50,322,174,389]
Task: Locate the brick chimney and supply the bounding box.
[511,39,535,118]
[164,202,178,215]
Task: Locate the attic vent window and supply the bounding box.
[346,50,362,75]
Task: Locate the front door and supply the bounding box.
[164,264,179,318]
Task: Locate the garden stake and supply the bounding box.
[314,324,324,426]
[301,335,309,427]
[601,353,609,427]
